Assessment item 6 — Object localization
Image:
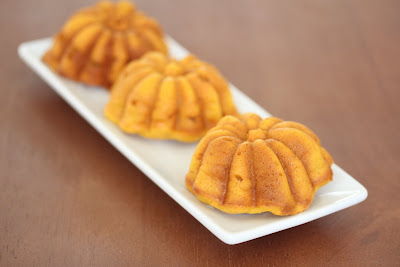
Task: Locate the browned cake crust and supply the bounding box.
[104,52,238,142]
[43,1,167,88]
[186,113,334,215]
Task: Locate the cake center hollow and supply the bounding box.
[164,61,184,76]
[247,129,267,142]
[101,3,135,31]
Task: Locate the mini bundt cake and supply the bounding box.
[104,52,238,142]
[43,1,167,88]
[186,113,333,215]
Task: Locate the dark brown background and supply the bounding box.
[1,0,399,265]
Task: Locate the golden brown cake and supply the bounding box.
[104,52,238,142]
[43,1,167,88]
[186,113,334,215]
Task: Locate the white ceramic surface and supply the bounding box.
[18,37,368,245]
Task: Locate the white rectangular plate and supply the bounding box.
[18,37,368,245]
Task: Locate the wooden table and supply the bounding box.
[1,0,399,265]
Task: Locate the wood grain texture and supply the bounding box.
[1,0,399,265]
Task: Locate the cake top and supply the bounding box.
[210,113,322,144]
[117,52,228,79]
[68,1,161,34]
